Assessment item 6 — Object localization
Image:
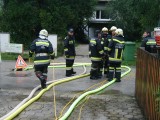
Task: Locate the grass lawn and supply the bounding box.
[122,60,136,66]
[1,53,29,61]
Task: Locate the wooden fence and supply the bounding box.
[136,48,160,120]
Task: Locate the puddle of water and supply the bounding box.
[6,72,32,77]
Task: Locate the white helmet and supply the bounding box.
[102,27,108,32]
[110,26,117,31]
[115,28,123,36]
[39,29,48,37]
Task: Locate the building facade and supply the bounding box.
[86,0,113,39]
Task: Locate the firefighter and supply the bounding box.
[108,28,125,82]
[141,31,151,47]
[99,27,110,77]
[90,30,104,79]
[64,28,76,77]
[141,31,156,53]
[29,29,55,89]
[110,26,117,37]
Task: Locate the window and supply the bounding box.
[101,10,109,19]
[95,10,109,19]
[96,10,100,19]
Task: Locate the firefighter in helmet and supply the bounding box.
[108,28,125,82]
[100,27,110,77]
[29,29,55,89]
[89,30,104,79]
[64,28,76,77]
[110,26,117,37]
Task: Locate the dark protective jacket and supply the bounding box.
[89,38,104,61]
[64,35,76,58]
[141,36,156,47]
[101,34,110,55]
[146,38,156,46]
[29,38,54,66]
[108,35,125,62]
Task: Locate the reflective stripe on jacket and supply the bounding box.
[108,36,125,62]
[64,35,76,57]
[29,38,54,66]
[89,38,104,61]
[146,39,156,45]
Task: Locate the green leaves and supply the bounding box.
[109,0,160,41]
[0,0,97,48]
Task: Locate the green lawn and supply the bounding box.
[122,60,136,66]
[1,53,29,60]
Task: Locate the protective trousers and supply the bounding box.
[99,60,103,76]
[104,56,109,75]
[108,61,121,82]
[66,58,75,76]
[34,65,48,88]
[90,61,100,79]
[99,56,109,77]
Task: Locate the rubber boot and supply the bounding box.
[71,68,76,74]
[66,70,73,77]
[104,69,109,78]
[115,71,121,82]
[40,78,46,89]
[90,69,98,80]
[108,70,114,81]
[41,74,47,89]
[98,71,102,78]
[35,71,45,88]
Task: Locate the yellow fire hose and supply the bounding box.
[3,64,89,120]
[4,73,90,120]
[3,63,131,120]
[59,66,131,120]
[0,63,87,120]
[56,80,107,119]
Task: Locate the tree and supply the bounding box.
[109,0,160,41]
[0,0,97,48]
[135,0,160,29]
[1,0,41,47]
[108,0,142,41]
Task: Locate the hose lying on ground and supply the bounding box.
[1,63,131,120]
[0,64,87,120]
[59,66,131,120]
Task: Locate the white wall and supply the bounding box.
[0,33,10,52]
[48,34,57,56]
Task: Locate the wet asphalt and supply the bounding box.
[0,45,145,120]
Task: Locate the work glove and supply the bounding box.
[29,51,33,58]
[65,55,70,58]
[65,51,70,58]
[50,53,55,60]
